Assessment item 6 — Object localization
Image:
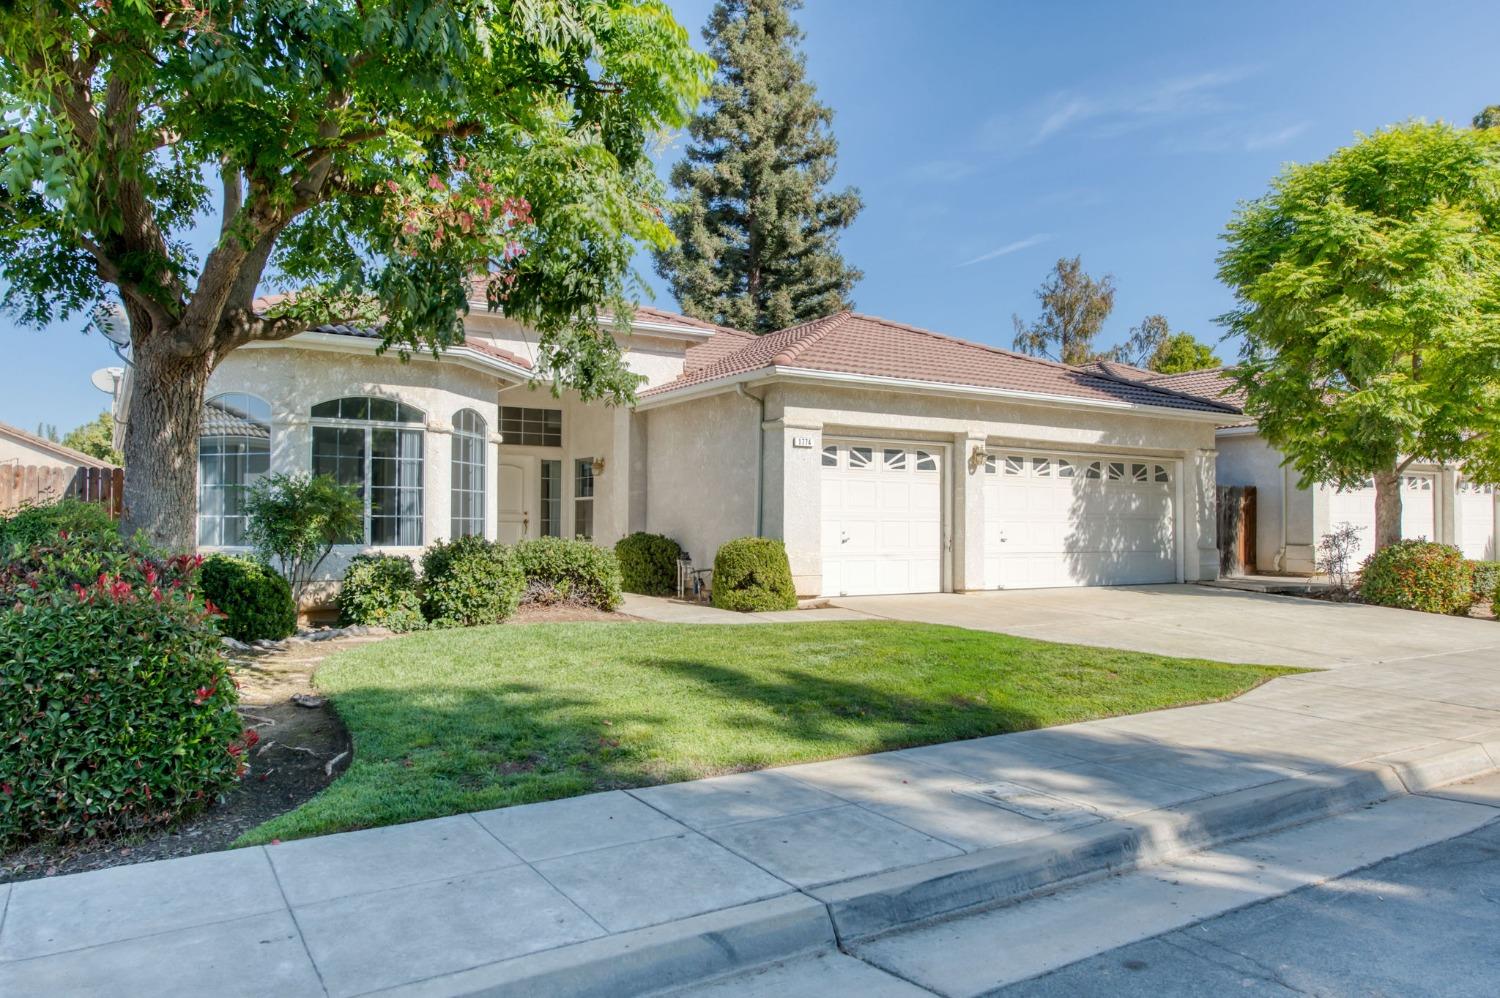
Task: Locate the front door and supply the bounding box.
[498,456,536,542]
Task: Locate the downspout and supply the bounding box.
[736,383,766,537]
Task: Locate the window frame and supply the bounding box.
[310,396,426,547]
[573,457,595,540]
[198,392,272,547]
[500,405,563,448]
[450,409,487,539]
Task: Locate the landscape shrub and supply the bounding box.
[1358,540,1472,615]
[614,532,681,596]
[514,537,623,610]
[421,535,523,626]
[199,554,297,642]
[0,534,249,848]
[0,498,118,554]
[711,537,797,612]
[243,473,363,605]
[1468,560,1500,606]
[337,554,426,632]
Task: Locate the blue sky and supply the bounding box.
[2,0,1495,435]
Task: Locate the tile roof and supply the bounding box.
[1142,367,1247,408]
[643,312,1244,415]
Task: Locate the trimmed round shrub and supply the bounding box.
[514,537,623,610]
[1359,540,1472,615]
[0,498,118,554]
[711,537,797,612]
[421,536,523,626]
[199,554,297,642]
[337,553,426,632]
[1,537,249,848]
[1469,560,1500,606]
[615,532,681,596]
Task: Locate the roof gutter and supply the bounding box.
[638,366,1238,423]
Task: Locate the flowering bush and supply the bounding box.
[1,537,250,848]
[514,537,623,610]
[1358,541,1473,615]
[1469,561,1500,606]
[421,536,523,626]
[338,553,426,632]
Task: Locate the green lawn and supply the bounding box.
[240,621,1299,844]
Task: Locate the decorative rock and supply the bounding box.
[221,637,253,653]
[291,693,327,709]
[253,638,287,651]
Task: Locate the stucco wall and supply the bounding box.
[1216,431,1301,573]
[642,390,759,576]
[657,381,1222,597]
[463,313,692,389]
[0,435,88,472]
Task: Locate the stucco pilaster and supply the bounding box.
[764,417,823,596]
[1438,464,1459,546]
[1187,447,1217,581]
[953,433,988,591]
[425,417,452,544]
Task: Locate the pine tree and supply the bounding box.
[655,0,862,333]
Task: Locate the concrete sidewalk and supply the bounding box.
[620,593,871,624]
[4,645,1500,995]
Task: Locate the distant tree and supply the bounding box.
[62,411,122,465]
[1011,256,1116,365]
[34,422,58,443]
[1113,314,1221,373]
[1218,121,1500,551]
[1476,105,1500,129]
[655,0,863,333]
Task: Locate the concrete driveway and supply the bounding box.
[830,585,1500,668]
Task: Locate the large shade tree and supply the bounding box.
[0,0,710,548]
[1011,255,1116,365]
[1218,121,1500,550]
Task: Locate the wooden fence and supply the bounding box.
[0,464,125,519]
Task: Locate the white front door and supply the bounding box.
[983,452,1177,589]
[1327,473,1437,565]
[820,440,944,597]
[497,456,535,543]
[1459,478,1498,560]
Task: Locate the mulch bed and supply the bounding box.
[1,605,639,884]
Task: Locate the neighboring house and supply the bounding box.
[0,421,115,473]
[110,300,1243,598]
[1093,364,1500,571]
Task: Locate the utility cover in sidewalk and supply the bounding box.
[954,781,1100,822]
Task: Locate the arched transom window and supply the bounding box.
[311,396,425,546]
[450,409,487,538]
[198,393,271,546]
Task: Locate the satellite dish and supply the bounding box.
[90,367,123,395]
[96,304,131,348]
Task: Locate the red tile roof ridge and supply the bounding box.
[770,311,853,366]
[842,311,1109,377]
[1088,363,1241,413]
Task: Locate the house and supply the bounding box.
[109,299,1245,598]
[0,421,115,474]
[1090,364,1500,570]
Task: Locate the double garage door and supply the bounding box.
[819,439,1178,596]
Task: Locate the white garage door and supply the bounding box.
[820,440,943,596]
[1327,474,1437,566]
[983,452,1177,589]
[1458,478,1497,560]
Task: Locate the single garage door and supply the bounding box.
[1458,478,1497,560]
[820,440,943,596]
[1327,473,1436,565]
[983,452,1177,589]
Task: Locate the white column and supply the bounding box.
[952,433,988,592]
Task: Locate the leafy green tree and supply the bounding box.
[1218,121,1500,550]
[243,472,363,606]
[1114,314,1221,373]
[0,1,710,549]
[61,411,123,465]
[1012,256,1116,365]
[654,0,862,333]
[1476,105,1500,129]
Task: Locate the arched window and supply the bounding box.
[450,409,487,538]
[311,396,425,546]
[198,393,272,546]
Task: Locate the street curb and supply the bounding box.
[372,894,834,998]
[388,746,1497,997]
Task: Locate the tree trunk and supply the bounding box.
[1372,467,1404,552]
[121,334,212,551]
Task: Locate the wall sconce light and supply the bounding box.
[591,456,606,477]
[968,445,986,475]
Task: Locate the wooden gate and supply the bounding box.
[1216,485,1256,576]
[0,465,124,518]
